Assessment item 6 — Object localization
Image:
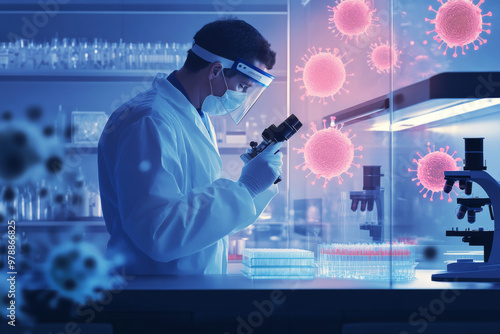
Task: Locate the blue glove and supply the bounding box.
[238,142,283,198]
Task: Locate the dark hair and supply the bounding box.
[183,17,276,76]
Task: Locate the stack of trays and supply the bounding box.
[241,248,315,279]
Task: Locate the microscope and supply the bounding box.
[432,138,500,282]
[241,114,302,184]
[350,166,384,242]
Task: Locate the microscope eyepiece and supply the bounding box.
[262,114,303,143]
[463,138,486,171]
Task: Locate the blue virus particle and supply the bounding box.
[0,119,64,184]
[42,239,124,306]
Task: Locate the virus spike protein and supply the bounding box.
[408,142,462,202]
[328,0,379,43]
[294,117,363,188]
[426,0,492,57]
[295,47,353,105]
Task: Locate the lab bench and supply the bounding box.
[18,270,500,334]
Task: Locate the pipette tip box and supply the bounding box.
[242,248,315,280]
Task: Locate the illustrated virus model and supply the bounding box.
[295,47,353,104]
[41,239,124,306]
[0,116,64,185]
[408,142,462,202]
[327,0,379,43]
[426,0,492,57]
[367,38,402,74]
[294,117,363,187]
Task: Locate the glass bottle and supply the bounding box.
[17,186,25,221]
[7,41,17,69]
[126,43,136,70]
[117,39,126,70]
[59,37,69,70]
[41,41,52,70]
[23,186,33,221]
[91,38,102,70]
[25,40,36,70]
[79,38,89,70]
[50,37,59,70]
[154,42,162,70]
[69,38,79,69]
[0,42,8,69]
[145,42,153,69]
[18,39,27,69]
[102,41,110,70]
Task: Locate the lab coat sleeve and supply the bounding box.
[228,184,279,236]
[114,116,257,263]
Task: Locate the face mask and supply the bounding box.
[202,71,247,116]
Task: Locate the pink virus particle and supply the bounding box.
[294,117,363,188]
[367,38,402,74]
[295,47,353,105]
[408,142,462,202]
[426,0,492,57]
[327,0,379,43]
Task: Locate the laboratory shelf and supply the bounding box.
[0,70,173,82]
[0,70,287,82]
[65,143,98,155]
[15,219,107,232]
[0,3,288,14]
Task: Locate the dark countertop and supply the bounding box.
[121,269,500,290]
[21,269,500,334]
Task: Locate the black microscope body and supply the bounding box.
[350,166,384,242]
[432,138,500,282]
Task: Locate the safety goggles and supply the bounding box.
[191,44,275,124]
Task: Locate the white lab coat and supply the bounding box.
[98,73,277,275]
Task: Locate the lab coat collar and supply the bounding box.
[153,73,219,151]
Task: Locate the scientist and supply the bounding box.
[98,18,283,275]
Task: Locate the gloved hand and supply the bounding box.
[238,142,283,198]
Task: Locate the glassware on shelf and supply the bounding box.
[0,42,8,69]
[79,38,90,70]
[0,36,191,72]
[50,37,60,70]
[69,38,79,69]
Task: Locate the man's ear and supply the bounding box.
[208,61,224,80]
